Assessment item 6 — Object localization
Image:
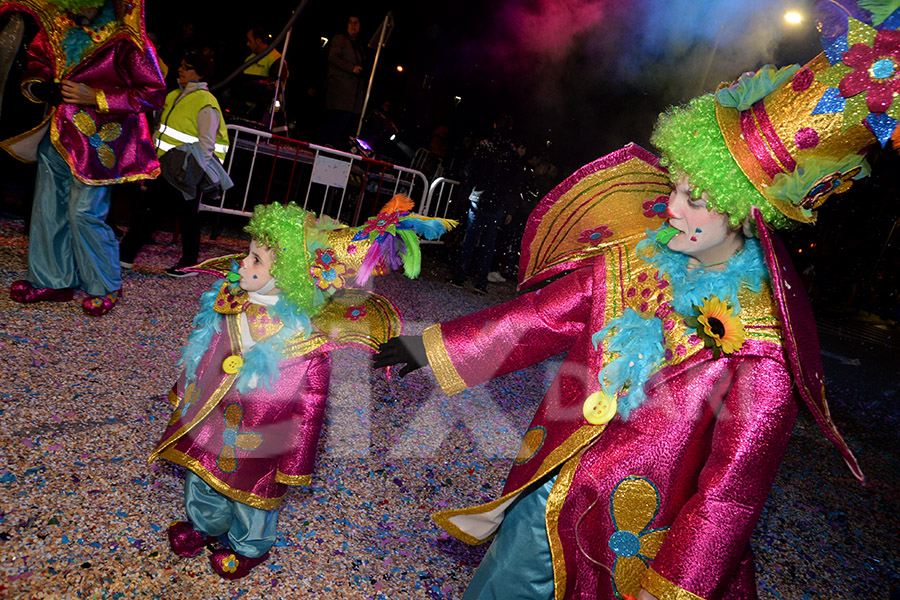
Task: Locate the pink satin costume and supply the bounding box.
[1,2,165,184]
[425,247,799,599]
[150,310,331,511]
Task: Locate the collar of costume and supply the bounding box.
[212,280,285,343]
[592,230,768,420]
[636,227,769,316]
[180,275,312,394]
[0,0,150,74]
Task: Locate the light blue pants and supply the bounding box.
[27,134,121,296]
[463,474,557,600]
[184,471,278,558]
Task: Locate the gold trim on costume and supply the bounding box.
[432,425,603,545]
[167,387,180,408]
[274,471,312,486]
[95,89,109,113]
[642,567,706,600]
[546,446,592,600]
[423,324,466,396]
[0,115,52,163]
[149,315,243,462]
[157,448,284,511]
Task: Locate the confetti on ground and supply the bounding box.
[0,214,897,598]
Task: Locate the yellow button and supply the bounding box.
[583,391,617,425]
[222,355,244,374]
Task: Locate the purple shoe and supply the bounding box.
[209,548,270,580]
[82,289,121,316]
[167,520,213,558]
[10,280,74,303]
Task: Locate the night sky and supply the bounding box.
[147,0,826,173]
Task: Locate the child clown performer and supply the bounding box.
[375,5,899,599]
[149,198,454,579]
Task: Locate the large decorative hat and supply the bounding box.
[193,196,456,317]
[651,2,900,228]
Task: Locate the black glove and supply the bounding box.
[373,335,428,378]
[30,80,62,105]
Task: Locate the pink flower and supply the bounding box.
[361,212,401,237]
[642,195,670,219]
[838,29,900,113]
[577,224,613,245]
[344,306,367,321]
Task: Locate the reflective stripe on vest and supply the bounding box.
[157,124,230,156]
[156,88,230,160]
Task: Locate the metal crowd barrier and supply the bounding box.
[201,125,441,228]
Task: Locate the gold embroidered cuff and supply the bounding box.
[95,89,109,113]
[423,324,466,396]
[275,471,312,486]
[642,567,707,600]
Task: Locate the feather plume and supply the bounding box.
[378,194,415,214]
[398,229,421,278]
[401,216,459,240]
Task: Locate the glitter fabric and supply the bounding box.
[0,0,165,185]
[149,312,332,511]
[518,143,672,290]
[431,242,799,598]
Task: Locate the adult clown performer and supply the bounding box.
[1,0,165,315]
[375,4,900,599]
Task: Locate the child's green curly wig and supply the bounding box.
[244,202,328,313]
[650,93,790,229]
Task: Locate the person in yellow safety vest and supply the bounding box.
[119,52,231,278]
[244,26,287,80]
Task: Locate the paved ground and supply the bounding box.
[1,214,898,599]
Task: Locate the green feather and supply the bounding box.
[398,229,421,279]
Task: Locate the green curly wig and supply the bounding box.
[243,202,329,313]
[650,93,790,229]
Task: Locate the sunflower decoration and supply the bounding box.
[683,296,745,358]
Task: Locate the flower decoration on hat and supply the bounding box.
[682,296,745,359]
[815,15,900,145]
[310,247,352,292]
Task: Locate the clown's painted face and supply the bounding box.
[665,175,743,267]
[238,240,277,293]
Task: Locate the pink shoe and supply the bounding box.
[82,289,121,316]
[167,521,213,558]
[209,548,270,580]
[10,280,74,303]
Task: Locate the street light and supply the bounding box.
[784,11,803,25]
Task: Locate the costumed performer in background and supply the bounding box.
[149,197,455,579]
[1,0,165,315]
[373,4,900,598]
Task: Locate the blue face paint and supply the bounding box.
[253,275,258,279]
[695,228,702,233]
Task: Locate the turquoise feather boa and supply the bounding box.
[592,230,768,420]
[179,273,313,393]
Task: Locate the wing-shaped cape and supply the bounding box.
[752,206,864,482]
[518,143,672,290]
